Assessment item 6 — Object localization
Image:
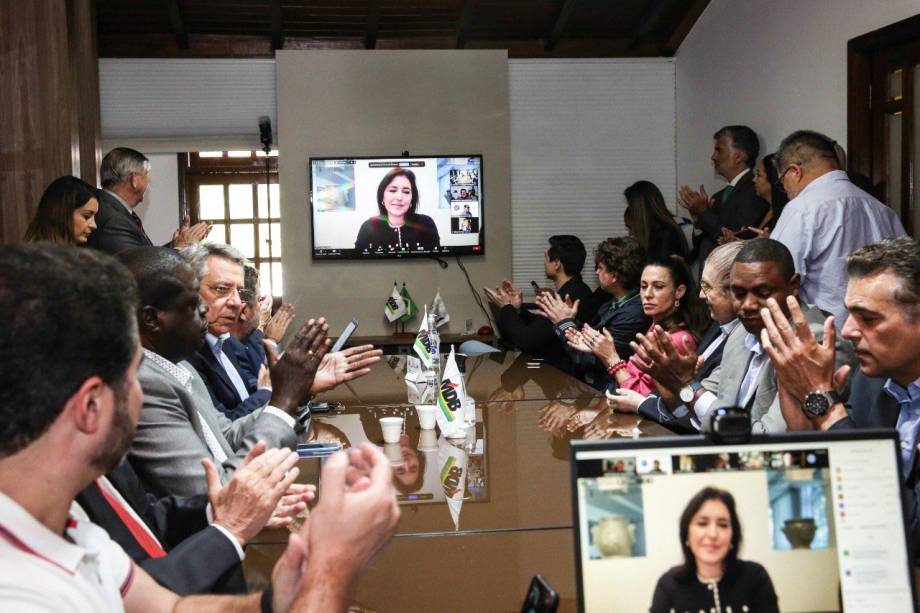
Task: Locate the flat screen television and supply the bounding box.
[309,155,484,260]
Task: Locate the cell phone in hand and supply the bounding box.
[330,319,358,353]
[520,575,559,613]
[530,280,541,292]
[296,441,342,457]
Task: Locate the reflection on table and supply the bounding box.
[314,351,601,405]
[247,351,675,611]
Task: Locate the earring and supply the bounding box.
[675,299,680,308]
[684,540,689,547]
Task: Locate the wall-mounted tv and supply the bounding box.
[309,155,484,260]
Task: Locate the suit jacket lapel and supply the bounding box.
[198,346,239,402]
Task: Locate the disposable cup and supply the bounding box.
[379,416,404,444]
[415,405,438,430]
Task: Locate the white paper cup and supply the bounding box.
[418,429,439,452]
[383,442,405,465]
[379,416,404,444]
[415,405,438,430]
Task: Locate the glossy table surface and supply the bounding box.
[313,351,601,405]
[247,352,674,611]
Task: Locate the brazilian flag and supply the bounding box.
[399,282,418,323]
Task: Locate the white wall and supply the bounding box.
[134,153,180,245]
[676,0,920,193]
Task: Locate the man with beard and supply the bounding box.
[0,244,400,610]
[760,238,920,562]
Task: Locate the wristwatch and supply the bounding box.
[803,389,841,417]
[679,382,702,404]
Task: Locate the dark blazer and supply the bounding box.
[496,277,592,370]
[226,330,269,390]
[692,170,770,264]
[830,370,920,565]
[75,460,245,595]
[636,320,725,434]
[87,190,155,255]
[186,342,272,420]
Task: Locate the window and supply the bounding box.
[179,151,282,297]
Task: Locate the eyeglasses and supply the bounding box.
[700,281,727,296]
[206,284,244,299]
[777,164,798,183]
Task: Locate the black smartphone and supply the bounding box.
[530,280,541,292]
[330,319,358,353]
[296,441,342,457]
[520,575,558,613]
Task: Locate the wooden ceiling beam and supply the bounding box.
[455,0,476,49]
[544,0,578,52]
[628,0,669,52]
[660,0,709,56]
[164,0,189,49]
[269,0,284,50]
[364,0,380,49]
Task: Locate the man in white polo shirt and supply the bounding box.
[0,244,400,611]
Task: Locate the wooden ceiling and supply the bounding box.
[95,0,710,58]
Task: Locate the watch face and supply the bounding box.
[804,392,830,417]
[679,386,695,403]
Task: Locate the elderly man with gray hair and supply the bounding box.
[88,147,210,254]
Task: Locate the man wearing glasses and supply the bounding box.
[184,243,273,419]
[770,130,905,327]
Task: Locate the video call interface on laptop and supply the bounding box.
[570,434,915,612]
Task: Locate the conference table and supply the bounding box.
[244,351,673,612]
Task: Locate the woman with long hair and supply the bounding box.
[566,255,709,395]
[24,176,99,245]
[651,487,779,613]
[623,180,690,261]
[751,153,789,233]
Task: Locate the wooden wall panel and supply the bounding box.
[0,0,100,245]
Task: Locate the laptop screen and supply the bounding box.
[570,431,914,612]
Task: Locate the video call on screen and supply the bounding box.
[310,155,484,259]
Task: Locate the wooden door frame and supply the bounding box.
[848,13,920,231]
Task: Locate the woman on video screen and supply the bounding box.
[355,168,441,252]
[650,487,779,613]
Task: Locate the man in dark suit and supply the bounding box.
[537,237,650,389]
[184,243,274,419]
[678,125,770,266]
[76,442,310,595]
[484,235,592,370]
[87,147,209,255]
[762,237,920,563]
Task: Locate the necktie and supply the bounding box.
[213,335,251,402]
[130,211,144,229]
[721,184,735,204]
[95,479,166,559]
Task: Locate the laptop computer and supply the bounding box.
[570,430,916,612]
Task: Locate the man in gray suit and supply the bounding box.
[638,239,855,433]
[123,248,332,497]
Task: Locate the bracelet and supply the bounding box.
[261,586,274,613]
[607,360,628,376]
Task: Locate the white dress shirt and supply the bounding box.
[0,493,133,612]
[772,170,906,326]
[206,332,251,402]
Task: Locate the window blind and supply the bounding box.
[508,59,676,291]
